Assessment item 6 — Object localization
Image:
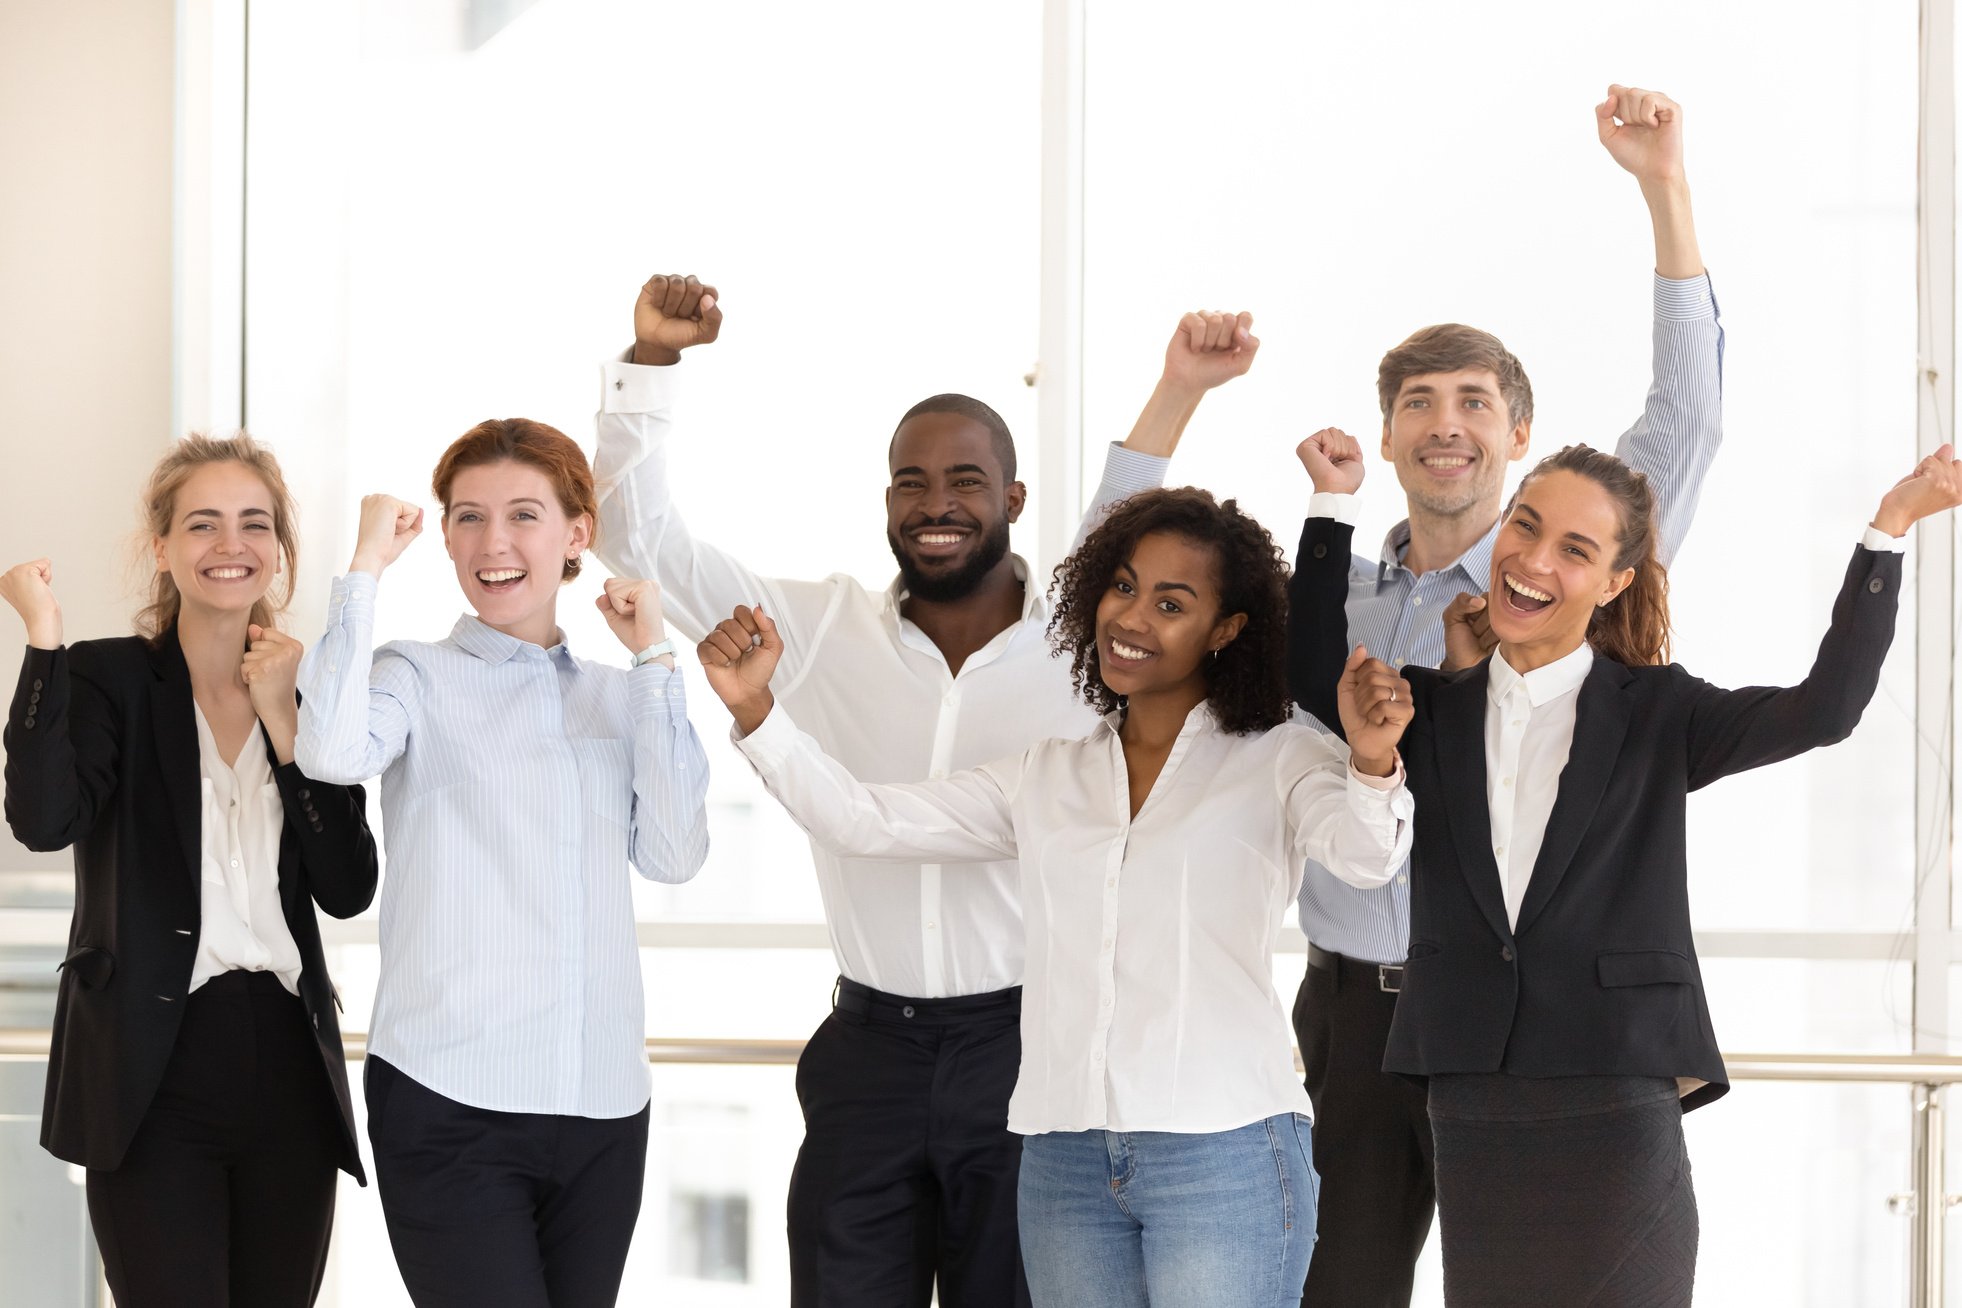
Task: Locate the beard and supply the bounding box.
[888,515,1014,603]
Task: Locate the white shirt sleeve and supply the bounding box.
[1277,728,1413,889]
[734,705,1021,864]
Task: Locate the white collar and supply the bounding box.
[1488,641,1595,709]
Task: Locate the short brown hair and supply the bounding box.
[135,432,300,642]
[1377,324,1534,429]
[431,418,600,582]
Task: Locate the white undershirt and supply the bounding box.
[188,705,301,995]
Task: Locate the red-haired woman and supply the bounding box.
[3,434,376,1306]
[296,417,710,1308]
[1288,432,1962,1304]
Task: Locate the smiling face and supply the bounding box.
[1488,469,1635,667]
[151,461,282,622]
[885,412,1026,603]
[1381,368,1531,520]
[1093,531,1246,705]
[441,459,591,646]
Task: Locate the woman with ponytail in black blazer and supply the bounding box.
[2,435,377,1308]
[1288,432,1962,1305]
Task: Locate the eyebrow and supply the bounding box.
[1115,561,1199,598]
[183,507,270,520]
[1402,380,1498,398]
[890,465,991,478]
[450,498,546,511]
[1513,502,1601,552]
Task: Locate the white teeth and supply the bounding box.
[916,533,965,545]
[204,567,251,579]
[1422,456,1471,469]
[1111,640,1153,660]
[1504,574,1553,603]
[478,569,526,583]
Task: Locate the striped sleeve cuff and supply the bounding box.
[1096,442,1172,498]
[1654,271,1718,322]
[629,658,690,719]
[329,570,378,621]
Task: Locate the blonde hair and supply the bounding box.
[134,433,300,642]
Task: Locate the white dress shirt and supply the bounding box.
[734,701,1413,1135]
[188,705,303,995]
[1484,643,1593,930]
[593,360,1170,999]
[297,572,712,1118]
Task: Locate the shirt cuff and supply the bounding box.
[629,658,689,718]
[1348,754,1406,793]
[1309,491,1359,525]
[1097,441,1172,497]
[1654,271,1718,323]
[601,351,682,414]
[1862,525,1908,553]
[329,570,379,618]
[729,701,796,756]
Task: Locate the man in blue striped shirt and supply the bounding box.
[1285,85,1724,1306]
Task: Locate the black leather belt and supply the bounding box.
[1307,941,1404,994]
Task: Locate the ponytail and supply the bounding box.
[1514,444,1672,666]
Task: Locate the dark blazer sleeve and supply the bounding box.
[271,761,377,920]
[1683,544,1903,790]
[1288,515,1358,739]
[4,644,120,851]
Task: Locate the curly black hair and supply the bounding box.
[1047,486,1292,735]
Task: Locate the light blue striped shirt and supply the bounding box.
[296,571,710,1117]
[1299,272,1725,963]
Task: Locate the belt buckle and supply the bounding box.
[1377,964,1404,994]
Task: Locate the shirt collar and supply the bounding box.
[449,614,577,669]
[886,554,1047,625]
[1488,640,1595,709]
[1377,516,1500,590]
[1091,699,1223,741]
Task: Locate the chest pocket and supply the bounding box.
[573,738,633,828]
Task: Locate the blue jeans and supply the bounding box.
[1017,1114,1318,1308]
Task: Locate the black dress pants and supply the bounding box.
[365,1055,650,1308]
[85,969,343,1308]
[788,977,1030,1308]
[1292,947,1435,1308]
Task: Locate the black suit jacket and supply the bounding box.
[1288,515,1903,1111]
[3,628,378,1178]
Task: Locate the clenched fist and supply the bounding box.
[1441,592,1496,671]
[1336,644,1412,777]
[633,273,723,366]
[1161,310,1260,395]
[0,558,61,649]
[1873,443,1962,537]
[349,495,424,577]
[697,604,782,735]
[241,624,303,762]
[1297,428,1366,496]
[596,577,667,656]
[1596,84,1684,187]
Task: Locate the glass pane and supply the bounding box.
[1083,0,1919,934]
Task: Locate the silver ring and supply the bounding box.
[1389,688,1398,703]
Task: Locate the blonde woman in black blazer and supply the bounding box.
[1288,435,1962,1306]
[1,435,377,1308]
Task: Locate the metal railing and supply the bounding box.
[4,1033,1962,1305]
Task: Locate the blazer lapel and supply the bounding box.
[1432,663,1515,946]
[146,629,202,892]
[1513,659,1634,935]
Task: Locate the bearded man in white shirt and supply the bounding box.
[592,276,1251,1307]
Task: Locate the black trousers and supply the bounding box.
[789,977,1030,1308]
[85,969,343,1308]
[365,1056,650,1308]
[1291,947,1434,1308]
[1429,1073,1697,1307]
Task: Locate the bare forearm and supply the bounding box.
[1644,178,1702,280]
[1121,379,1206,458]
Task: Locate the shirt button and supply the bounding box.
[931,769,947,779]
[1495,846,1506,857]
[1502,777,1513,788]
[1512,719,1523,728]
[1411,596,1423,607]
[1106,878,1117,888]
[1396,875,1407,886]
[926,921,936,930]
[1101,996,1112,1008]
[1393,657,1405,668]
[229,859,240,868]
[1092,1049,1104,1063]
[1103,939,1113,951]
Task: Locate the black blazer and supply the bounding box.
[3,628,378,1178]
[1289,516,1903,1111]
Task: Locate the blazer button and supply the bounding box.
[311,820,325,833]
[28,691,40,705]
[1312,543,1328,559]
[22,716,34,729]
[1868,577,1886,594]
[297,787,311,800]
[1501,946,1515,963]
[31,679,43,690]
[902,1005,916,1018]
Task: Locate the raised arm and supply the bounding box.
[1686,449,1962,786]
[699,602,1018,864]
[1070,310,1263,551]
[1286,429,1369,735]
[1596,84,1723,563]
[294,495,423,784]
[2,560,119,850]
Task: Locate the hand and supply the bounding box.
[0,558,61,649]
[1596,84,1684,187]
[240,624,303,729]
[696,604,782,735]
[349,495,423,576]
[1160,310,1259,395]
[1336,644,1412,776]
[633,273,723,366]
[1441,592,1496,671]
[1296,427,1366,495]
[1873,443,1962,536]
[596,577,667,655]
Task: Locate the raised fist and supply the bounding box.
[697,603,782,734]
[1441,592,1496,671]
[240,624,303,725]
[1874,443,1962,537]
[633,273,723,365]
[1161,310,1259,395]
[596,576,667,656]
[1336,644,1412,777]
[0,558,61,649]
[349,495,423,576]
[1596,84,1684,186]
[1297,428,1366,496]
